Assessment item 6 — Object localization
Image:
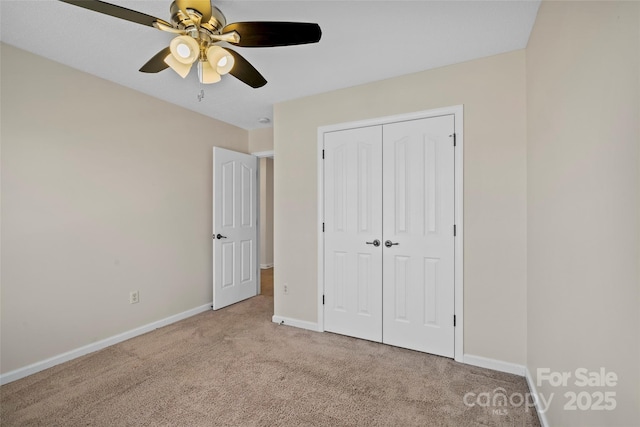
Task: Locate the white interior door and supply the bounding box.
[212,147,258,310]
[323,126,383,342]
[382,115,455,357]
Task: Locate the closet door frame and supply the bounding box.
[316,105,464,363]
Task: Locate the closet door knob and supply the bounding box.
[216,234,227,239]
[384,240,399,248]
[366,239,381,247]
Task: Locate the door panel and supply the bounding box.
[222,241,234,288]
[213,147,258,310]
[382,115,455,357]
[324,126,383,342]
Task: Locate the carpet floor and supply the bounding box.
[1,270,540,426]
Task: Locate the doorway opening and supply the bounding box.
[257,152,274,297]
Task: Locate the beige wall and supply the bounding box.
[526,2,639,426]
[259,157,274,267]
[249,127,274,154]
[0,44,248,374]
[274,50,528,364]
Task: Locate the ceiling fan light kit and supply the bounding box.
[59,0,322,88]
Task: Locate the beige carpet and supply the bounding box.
[1,270,540,426]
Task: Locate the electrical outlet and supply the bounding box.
[283,284,289,295]
[129,291,139,304]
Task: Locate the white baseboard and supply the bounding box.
[463,354,526,376]
[525,367,550,427]
[272,315,321,332]
[0,303,213,385]
[260,263,274,269]
[462,356,546,425]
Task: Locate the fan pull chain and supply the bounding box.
[197,59,204,102]
[197,58,205,101]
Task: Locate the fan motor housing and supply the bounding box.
[170,1,226,33]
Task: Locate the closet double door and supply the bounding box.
[323,115,455,358]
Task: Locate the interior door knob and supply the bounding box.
[366,239,381,247]
[384,240,399,248]
[216,234,227,239]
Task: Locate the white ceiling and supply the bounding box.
[0,0,540,130]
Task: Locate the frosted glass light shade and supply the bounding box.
[170,35,199,65]
[164,54,192,78]
[206,46,234,75]
[198,61,221,84]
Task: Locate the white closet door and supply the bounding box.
[324,126,383,342]
[382,115,455,357]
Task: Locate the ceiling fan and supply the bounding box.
[58,0,322,88]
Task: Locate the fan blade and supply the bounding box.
[222,22,322,47]
[58,0,172,28]
[139,47,171,73]
[175,0,212,23]
[226,49,267,88]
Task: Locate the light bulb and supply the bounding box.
[206,46,234,75]
[176,44,191,59]
[170,35,199,65]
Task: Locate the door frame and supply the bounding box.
[316,105,464,362]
